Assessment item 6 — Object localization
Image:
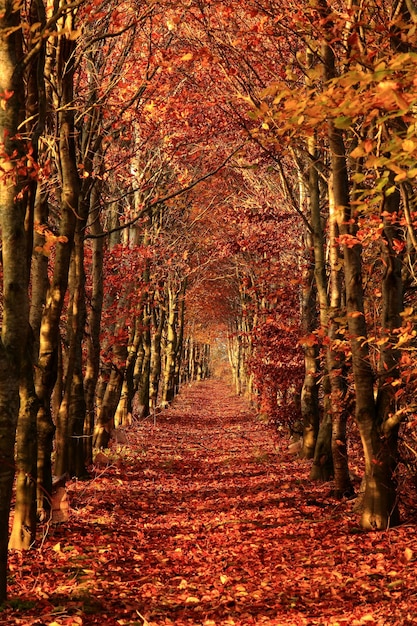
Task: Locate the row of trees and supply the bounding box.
[211,0,417,531]
[2,0,417,604]
[0,0,221,603]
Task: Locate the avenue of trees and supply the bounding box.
[1,0,417,603]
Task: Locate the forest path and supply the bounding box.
[6,380,417,626]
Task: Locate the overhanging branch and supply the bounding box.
[85,143,246,240]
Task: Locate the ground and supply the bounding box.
[3,380,417,625]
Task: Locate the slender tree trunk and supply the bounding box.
[161,285,179,407]
[93,341,127,449]
[150,304,165,410]
[84,181,104,464]
[137,304,151,417]
[115,315,142,427]
[173,283,186,396]
[321,28,388,526]
[55,218,87,478]
[9,0,47,550]
[35,22,78,517]
[307,134,333,481]
[9,349,38,550]
[300,227,319,459]
[361,181,403,528]
[327,182,353,497]
[0,0,29,597]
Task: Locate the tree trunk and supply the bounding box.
[161,285,179,407]
[93,341,127,449]
[115,316,142,427]
[299,226,319,459]
[0,0,29,598]
[9,0,47,550]
[321,28,386,526]
[327,182,353,497]
[84,181,104,464]
[137,305,151,417]
[9,349,38,550]
[150,304,165,411]
[361,181,403,528]
[55,219,87,478]
[35,21,78,516]
[173,281,186,395]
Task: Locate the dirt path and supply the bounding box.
[5,380,417,625]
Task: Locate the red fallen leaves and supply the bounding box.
[5,380,417,625]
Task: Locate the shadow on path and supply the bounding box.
[5,380,417,626]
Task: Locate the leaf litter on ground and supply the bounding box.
[4,380,417,625]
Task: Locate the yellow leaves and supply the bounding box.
[396,330,417,347]
[180,52,194,62]
[355,614,377,624]
[387,579,404,589]
[402,139,416,153]
[377,80,399,93]
[350,145,366,159]
[259,82,281,99]
[234,584,248,596]
[167,18,178,31]
[394,170,408,182]
[400,306,414,317]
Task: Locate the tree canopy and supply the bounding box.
[2,0,417,611]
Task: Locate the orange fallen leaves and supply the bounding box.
[5,381,417,626]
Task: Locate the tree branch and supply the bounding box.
[85,143,247,240]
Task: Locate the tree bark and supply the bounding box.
[149,303,165,411]
[299,225,319,459]
[0,0,29,597]
[35,17,78,516]
[321,25,388,525]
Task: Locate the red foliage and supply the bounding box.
[6,381,417,625]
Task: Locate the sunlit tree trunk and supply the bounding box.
[115,315,142,427]
[55,217,87,478]
[300,231,319,459]
[306,134,333,481]
[327,182,353,497]
[84,180,104,464]
[137,303,151,417]
[35,17,78,517]
[361,180,403,528]
[321,26,396,527]
[9,348,38,550]
[173,283,186,395]
[93,340,127,448]
[227,320,242,395]
[0,0,29,597]
[149,303,165,411]
[161,284,179,407]
[9,0,47,550]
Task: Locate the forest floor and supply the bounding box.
[4,380,417,626]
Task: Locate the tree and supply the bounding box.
[0,0,32,598]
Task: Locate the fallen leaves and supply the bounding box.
[5,381,417,625]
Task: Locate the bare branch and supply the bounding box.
[85,143,247,240]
